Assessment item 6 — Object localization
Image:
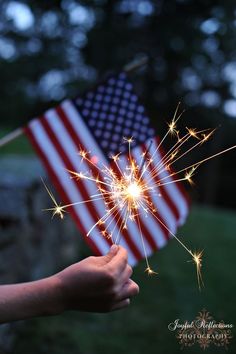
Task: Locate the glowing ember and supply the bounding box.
[127,182,142,199]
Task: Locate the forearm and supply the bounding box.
[0,246,139,321]
[0,276,61,323]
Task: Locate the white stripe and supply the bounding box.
[28,118,110,255]
[121,150,168,249]
[116,155,155,257]
[132,145,177,231]
[151,138,189,224]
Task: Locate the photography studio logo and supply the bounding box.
[168,309,233,350]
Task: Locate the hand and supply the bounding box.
[54,245,139,313]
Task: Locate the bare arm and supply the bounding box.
[0,245,139,323]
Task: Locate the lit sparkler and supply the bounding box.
[43,105,236,290]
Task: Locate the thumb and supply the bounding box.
[103,245,119,263]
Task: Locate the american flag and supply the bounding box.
[24,72,189,265]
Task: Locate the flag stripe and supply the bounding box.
[133,152,174,236]
[24,121,110,256]
[39,112,114,248]
[151,138,189,224]
[111,157,156,257]
[127,148,171,244]
[139,142,178,231]
[115,154,161,252]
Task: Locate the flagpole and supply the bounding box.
[0,127,24,148]
[123,55,148,73]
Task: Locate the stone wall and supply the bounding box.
[0,155,86,352]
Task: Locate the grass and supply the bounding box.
[12,205,236,354]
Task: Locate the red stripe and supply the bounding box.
[24,125,102,256]
[39,115,113,248]
[141,144,180,222]
[141,163,171,241]
[56,105,143,261]
[55,106,82,150]
[127,151,170,242]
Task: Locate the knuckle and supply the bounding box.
[134,283,139,295]
[109,283,120,299]
[122,250,128,262]
[127,265,133,277]
[87,256,96,262]
[132,283,139,295]
[107,285,116,298]
[128,282,139,296]
[105,267,116,286]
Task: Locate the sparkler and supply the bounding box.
[43,104,236,290]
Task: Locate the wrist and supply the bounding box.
[41,275,65,316]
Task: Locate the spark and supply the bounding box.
[42,104,236,290]
[79,149,89,161]
[190,250,204,291]
[145,266,158,276]
[186,127,201,140]
[123,136,134,144]
[185,167,196,185]
[41,178,67,219]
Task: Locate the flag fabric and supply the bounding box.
[24,72,189,265]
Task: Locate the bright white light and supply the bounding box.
[182,68,202,91]
[127,182,142,199]
[201,91,221,108]
[6,1,34,30]
[223,99,236,118]
[200,18,220,35]
[68,4,95,29]
[0,38,16,59]
[223,62,236,81]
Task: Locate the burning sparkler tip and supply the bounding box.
[145,267,158,276]
[123,136,134,144]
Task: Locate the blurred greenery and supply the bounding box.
[13,205,236,354]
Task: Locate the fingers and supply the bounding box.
[119,264,133,284]
[102,246,139,313]
[116,279,139,302]
[111,280,139,311]
[107,246,128,275]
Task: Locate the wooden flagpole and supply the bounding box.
[0,127,24,148]
[0,55,148,149]
[123,55,148,73]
